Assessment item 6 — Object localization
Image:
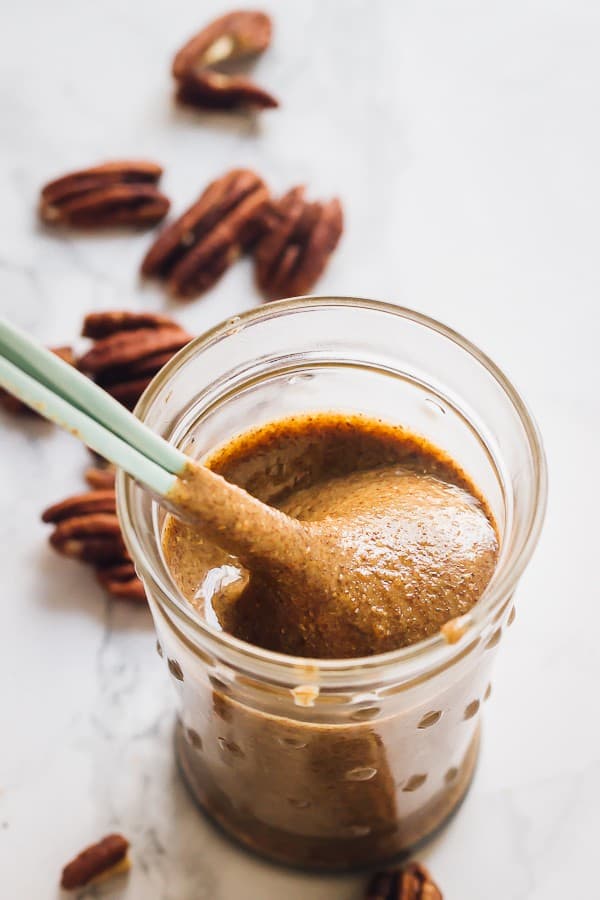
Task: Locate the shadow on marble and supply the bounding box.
[164,99,266,140]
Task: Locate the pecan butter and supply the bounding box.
[159,414,499,868]
[163,413,498,658]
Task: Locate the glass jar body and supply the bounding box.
[118,297,546,869]
[154,598,504,869]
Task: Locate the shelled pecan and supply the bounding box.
[0,346,75,415]
[141,169,269,299]
[366,862,443,900]
[253,186,343,299]
[39,160,170,228]
[42,490,117,525]
[61,833,130,890]
[78,310,193,409]
[84,466,118,489]
[96,561,145,603]
[172,11,277,111]
[82,310,178,339]
[43,503,124,564]
[42,468,146,605]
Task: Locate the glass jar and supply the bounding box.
[117,297,547,870]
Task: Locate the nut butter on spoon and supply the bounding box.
[167,420,499,659]
[0,318,497,659]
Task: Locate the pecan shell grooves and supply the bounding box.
[77,311,192,410]
[172,11,277,111]
[61,833,130,890]
[253,188,343,299]
[48,513,126,563]
[42,483,145,603]
[82,310,177,339]
[78,326,191,375]
[41,490,116,523]
[42,161,162,203]
[39,160,169,228]
[141,168,269,299]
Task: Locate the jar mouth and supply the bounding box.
[117,296,547,681]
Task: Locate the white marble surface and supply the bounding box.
[1,1,599,897]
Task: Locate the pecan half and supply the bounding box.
[253,187,343,299]
[61,833,130,890]
[96,562,146,604]
[82,310,178,339]
[78,325,190,375]
[141,169,269,299]
[42,490,116,523]
[42,483,146,604]
[78,311,193,410]
[0,346,74,415]
[84,466,116,489]
[172,11,277,111]
[366,862,443,900]
[39,160,170,228]
[48,513,125,563]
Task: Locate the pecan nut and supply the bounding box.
[96,561,146,603]
[48,513,126,564]
[173,11,277,111]
[366,862,443,900]
[84,465,116,489]
[82,310,179,339]
[253,187,343,299]
[42,475,146,604]
[78,310,193,410]
[41,490,116,523]
[40,160,170,228]
[0,346,74,415]
[141,169,269,299]
[61,833,130,890]
[78,325,190,374]
[175,69,277,111]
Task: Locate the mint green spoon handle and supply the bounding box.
[0,353,176,497]
[0,316,310,571]
[0,317,185,476]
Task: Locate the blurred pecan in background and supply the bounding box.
[253,186,343,299]
[84,466,119,489]
[61,833,130,890]
[39,160,170,228]
[366,862,443,900]
[141,169,269,299]
[0,345,74,415]
[42,467,146,604]
[173,10,277,111]
[78,310,193,409]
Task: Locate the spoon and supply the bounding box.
[0,317,497,657]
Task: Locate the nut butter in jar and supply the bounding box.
[117,297,546,869]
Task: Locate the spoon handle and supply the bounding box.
[0,316,185,474]
[0,352,176,497]
[0,317,309,571]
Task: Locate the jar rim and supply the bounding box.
[117,295,547,682]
